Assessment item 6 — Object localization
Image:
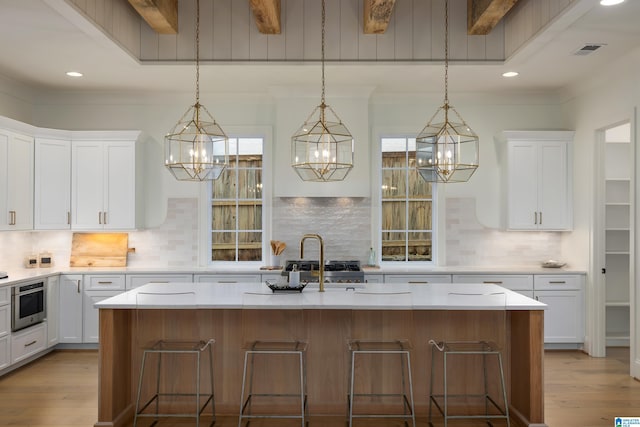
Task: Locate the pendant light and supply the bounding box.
[165,0,228,181]
[291,0,354,182]
[415,0,479,183]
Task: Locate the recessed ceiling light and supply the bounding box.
[66,71,83,77]
[502,71,519,78]
[600,0,624,6]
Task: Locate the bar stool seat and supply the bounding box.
[238,340,308,427]
[347,339,416,427]
[134,339,215,427]
[428,340,510,427]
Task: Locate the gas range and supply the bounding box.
[282,260,364,284]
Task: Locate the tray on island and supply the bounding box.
[265,280,307,293]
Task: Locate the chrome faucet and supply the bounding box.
[300,234,325,292]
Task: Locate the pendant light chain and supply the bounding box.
[321,0,325,105]
[444,0,449,107]
[195,0,200,105]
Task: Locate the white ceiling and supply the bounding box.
[0,0,639,96]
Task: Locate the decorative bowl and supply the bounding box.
[541,260,566,268]
[265,280,307,293]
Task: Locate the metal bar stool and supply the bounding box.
[134,339,216,427]
[428,291,510,427]
[134,290,215,427]
[238,340,308,427]
[347,339,416,427]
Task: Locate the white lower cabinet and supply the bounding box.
[46,276,59,347]
[384,274,452,284]
[0,290,10,370]
[364,274,383,284]
[195,274,261,283]
[11,322,46,364]
[533,275,584,344]
[58,274,83,344]
[0,336,9,370]
[126,274,193,290]
[83,291,120,343]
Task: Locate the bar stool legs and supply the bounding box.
[134,339,215,427]
[238,340,308,427]
[348,340,416,427]
[428,340,510,427]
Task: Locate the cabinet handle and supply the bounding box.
[97,281,113,284]
[9,210,16,225]
[409,281,428,284]
[103,212,107,224]
[539,211,543,224]
[483,281,503,284]
[67,211,71,225]
[98,212,102,224]
[534,212,538,225]
[24,340,37,348]
[77,279,81,293]
[549,281,566,284]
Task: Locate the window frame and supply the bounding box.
[375,133,439,266]
[199,126,272,267]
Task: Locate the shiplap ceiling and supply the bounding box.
[0,0,639,95]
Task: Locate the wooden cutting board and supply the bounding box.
[70,233,129,267]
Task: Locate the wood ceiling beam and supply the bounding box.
[467,0,518,35]
[363,0,396,34]
[249,0,281,35]
[128,0,178,34]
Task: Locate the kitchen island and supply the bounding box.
[95,282,547,426]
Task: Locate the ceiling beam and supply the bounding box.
[363,0,397,34]
[249,0,281,35]
[467,0,518,35]
[128,0,178,34]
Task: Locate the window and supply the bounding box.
[210,137,263,262]
[380,137,434,262]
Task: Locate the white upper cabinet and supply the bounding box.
[34,138,71,229]
[0,129,34,230]
[71,131,143,230]
[502,131,574,231]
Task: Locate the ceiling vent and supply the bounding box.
[573,44,606,56]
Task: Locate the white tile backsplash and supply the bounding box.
[0,196,564,270]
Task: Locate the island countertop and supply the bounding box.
[95,281,547,310]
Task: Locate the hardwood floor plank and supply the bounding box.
[0,348,638,426]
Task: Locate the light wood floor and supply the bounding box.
[0,348,638,426]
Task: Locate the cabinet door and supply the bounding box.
[35,138,71,229]
[538,142,570,230]
[59,274,83,343]
[126,274,193,290]
[46,276,60,347]
[0,132,34,230]
[535,290,584,343]
[507,142,538,230]
[0,336,9,370]
[384,274,452,284]
[104,142,135,229]
[72,141,104,229]
[83,291,120,343]
[195,274,261,283]
[0,131,8,228]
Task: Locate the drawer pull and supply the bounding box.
[409,281,428,284]
[549,281,566,284]
[24,340,37,348]
[218,281,237,284]
[97,281,113,284]
[483,281,503,284]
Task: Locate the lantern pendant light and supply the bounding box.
[291,0,354,182]
[165,0,229,181]
[416,0,479,183]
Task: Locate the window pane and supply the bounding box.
[382,150,406,168]
[408,231,432,261]
[238,169,262,199]
[381,169,406,199]
[212,232,235,261]
[382,200,406,230]
[408,200,432,230]
[213,169,236,199]
[212,204,236,230]
[409,169,432,198]
[382,231,406,261]
[238,231,262,261]
[238,203,262,230]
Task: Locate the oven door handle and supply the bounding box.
[16,288,45,297]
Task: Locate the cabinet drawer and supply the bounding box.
[85,275,125,290]
[384,274,452,284]
[0,287,10,306]
[195,274,261,283]
[11,323,46,364]
[534,275,582,291]
[126,274,193,290]
[452,275,533,291]
[0,305,10,338]
[0,335,10,370]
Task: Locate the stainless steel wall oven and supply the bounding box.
[11,280,46,332]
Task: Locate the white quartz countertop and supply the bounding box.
[95,282,546,311]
